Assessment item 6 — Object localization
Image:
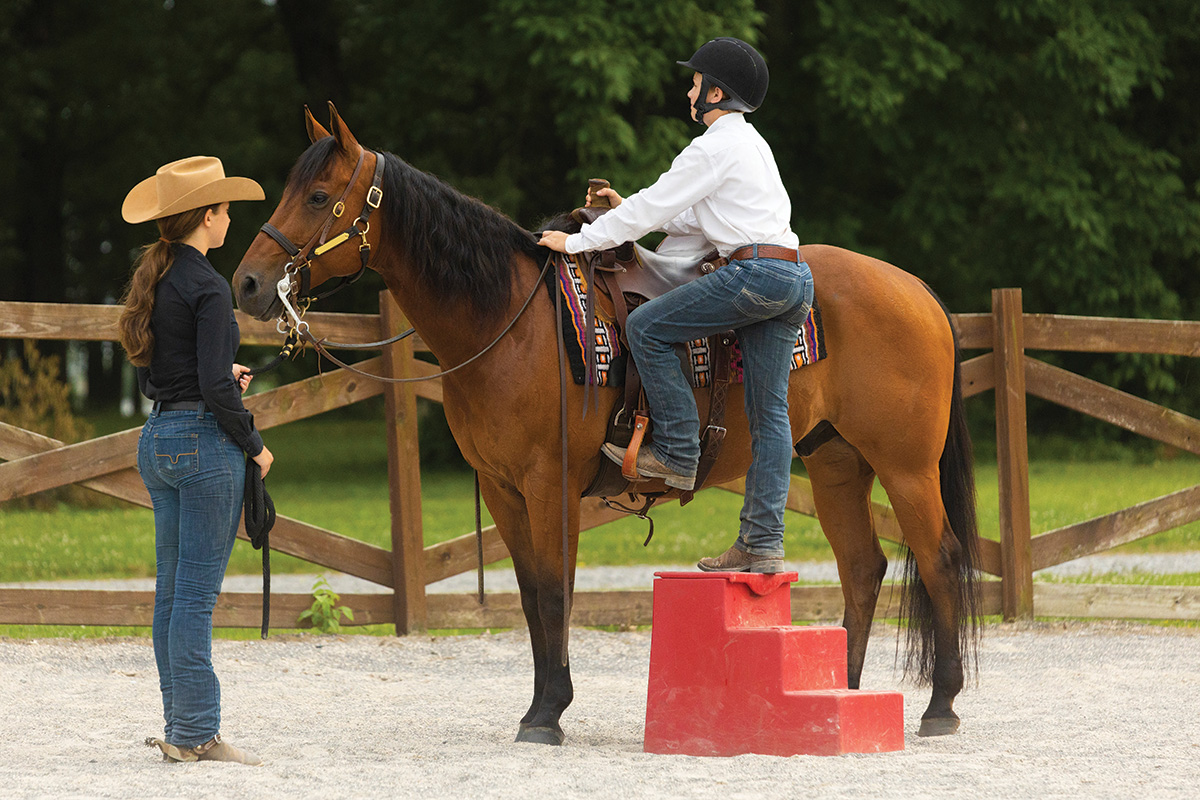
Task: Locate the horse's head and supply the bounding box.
[234,102,384,320]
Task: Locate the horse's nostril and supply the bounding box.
[241,275,258,296]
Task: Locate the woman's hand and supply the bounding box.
[538,231,569,252]
[586,186,623,208]
[233,364,253,394]
[253,445,274,478]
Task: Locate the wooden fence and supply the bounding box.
[1,287,1198,630]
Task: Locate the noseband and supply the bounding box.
[259,148,386,313]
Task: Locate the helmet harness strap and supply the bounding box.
[691,74,717,124]
[690,74,743,124]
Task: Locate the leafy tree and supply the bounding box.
[1,0,1196,421]
[340,0,760,226]
[755,0,1200,415]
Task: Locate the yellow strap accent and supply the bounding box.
[313,231,351,256]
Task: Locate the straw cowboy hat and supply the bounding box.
[122,156,264,224]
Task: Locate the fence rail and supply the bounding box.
[1,288,1198,629]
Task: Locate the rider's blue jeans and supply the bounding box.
[137,406,245,747]
[624,255,814,557]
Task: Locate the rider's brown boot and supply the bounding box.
[601,443,695,490]
[697,545,784,574]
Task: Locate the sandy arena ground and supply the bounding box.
[3,620,1198,799]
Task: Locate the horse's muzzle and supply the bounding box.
[234,268,282,321]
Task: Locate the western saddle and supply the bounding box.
[571,180,735,508]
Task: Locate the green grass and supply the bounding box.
[3,415,1197,584]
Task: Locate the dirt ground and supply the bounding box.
[3,621,1198,799]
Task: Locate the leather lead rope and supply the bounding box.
[474,471,484,605]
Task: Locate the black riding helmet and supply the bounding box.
[678,37,769,121]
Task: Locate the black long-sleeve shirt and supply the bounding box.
[136,243,264,456]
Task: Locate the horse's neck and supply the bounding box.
[377,250,543,370]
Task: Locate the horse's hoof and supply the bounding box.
[917,715,961,737]
[515,725,565,746]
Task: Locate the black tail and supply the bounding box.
[900,288,981,685]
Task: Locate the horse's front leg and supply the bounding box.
[476,476,549,735]
[512,484,581,746]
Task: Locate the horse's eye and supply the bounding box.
[309,191,329,207]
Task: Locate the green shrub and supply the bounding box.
[0,341,99,509]
[297,576,355,633]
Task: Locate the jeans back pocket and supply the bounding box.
[154,433,199,478]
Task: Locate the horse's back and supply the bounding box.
[806,244,952,348]
[793,244,957,469]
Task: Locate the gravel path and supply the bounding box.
[2,622,1198,799]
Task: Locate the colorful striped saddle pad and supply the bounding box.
[552,253,825,388]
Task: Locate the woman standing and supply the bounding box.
[119,156,272,765]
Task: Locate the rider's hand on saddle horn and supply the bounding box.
[585,183,623,209]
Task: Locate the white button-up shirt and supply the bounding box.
[565,113,798,259]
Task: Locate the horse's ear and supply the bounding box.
[304,105,330,143]
[327,101,360,152]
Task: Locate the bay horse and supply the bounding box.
[234,105,980,745]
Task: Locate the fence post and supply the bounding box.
[992,288,1033,620]
[380,291,427,633]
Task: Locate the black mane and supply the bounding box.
[287,138,544,319]
[535,211,582,235]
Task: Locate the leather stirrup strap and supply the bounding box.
[580,251,611,419]
[622,414,650,480]
[596,270,644,417]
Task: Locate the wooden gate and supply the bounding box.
[2,288,1198,630]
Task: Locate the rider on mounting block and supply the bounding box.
[538,37,813,574]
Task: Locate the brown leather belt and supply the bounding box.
[154,400,204,413]
[729,244,802,263]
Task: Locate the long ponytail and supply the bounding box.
[118,205,215,366]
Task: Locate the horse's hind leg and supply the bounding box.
[803,437,888,689]
[475,476,555,739]
[877,469,965,736]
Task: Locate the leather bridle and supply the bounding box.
[260,147,386,318]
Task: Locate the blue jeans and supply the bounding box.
[137,406,245,746]
[625,255,814,557]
